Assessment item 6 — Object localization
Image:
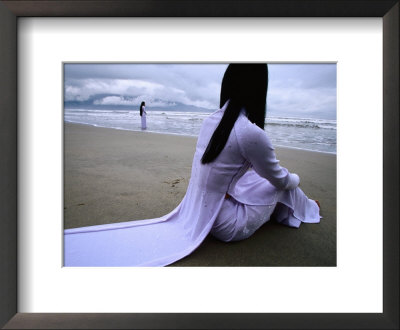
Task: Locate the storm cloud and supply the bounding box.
[64,63,336,119]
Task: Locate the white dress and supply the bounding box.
[64,103,320,266]
[141,106,147,129]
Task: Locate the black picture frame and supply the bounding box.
[0,1,398,329]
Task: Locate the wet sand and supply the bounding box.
[64,123,336,266]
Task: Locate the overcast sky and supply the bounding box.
[64,63,336,119]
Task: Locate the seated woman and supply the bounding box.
[64,64,320,267]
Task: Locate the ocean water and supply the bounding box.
[64,109,336,154]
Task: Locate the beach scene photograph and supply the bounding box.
[64,63,336,267]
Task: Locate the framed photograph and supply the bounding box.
[0,1,398,329]
[61,62,336,268]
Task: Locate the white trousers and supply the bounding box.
[141,114,147,129]
[211,187,320,242]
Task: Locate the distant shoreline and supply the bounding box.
[64,120,337,155]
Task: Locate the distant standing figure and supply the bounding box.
[140,101,147,130]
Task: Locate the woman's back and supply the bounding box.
[190,106,248,195]
[192,101,295,198]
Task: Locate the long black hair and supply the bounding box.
[201,64,268,164]
[140,101,146,116]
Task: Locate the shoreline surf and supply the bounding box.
[64,119,337,155]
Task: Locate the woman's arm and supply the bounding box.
[235,118,299,190]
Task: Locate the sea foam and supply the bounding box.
[65,109,336,154]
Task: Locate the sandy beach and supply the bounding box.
[64,123,336,266]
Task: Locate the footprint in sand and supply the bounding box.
[163,178,184,187]
[171,179,180,187]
